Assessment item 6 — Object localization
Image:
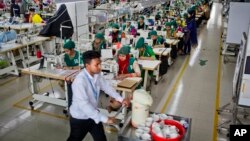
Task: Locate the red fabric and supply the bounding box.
[112,31,119,43]
[177,26,182,32]
[0,3,5,9]
[116,42,121,49]
[118,54,130,74]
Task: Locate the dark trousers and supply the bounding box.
[170,45,178,59]
[67,83,73,108]
[67,117,107,141]
[178,38,184,51]
[183,41,191,54]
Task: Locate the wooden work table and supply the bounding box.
[138,60,161,89]
[0,36,50,53]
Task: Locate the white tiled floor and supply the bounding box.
[1,2,246,141]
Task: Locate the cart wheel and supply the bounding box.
[155,81,158,85]
[119,123,124,128]
[45,92,49,96]
[243,115,248,119]
[18,73,22,77]
[29,101,33,106]
[218,111,220,115]
[217,129,221,134]
[29,101,34,110]
[227,133,229,137]
[63,109,68,115]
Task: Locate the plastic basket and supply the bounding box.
[151,119,185,141]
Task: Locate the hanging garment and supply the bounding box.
[39,4,73,39]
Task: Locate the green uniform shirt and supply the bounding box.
[64,51,82,67]
[153,36,164,46]
[164,29,176,38]
[128,57,136,73]
[111,31,122,43]
[122,25,132,32]
[92,41,107,53]
[137,22,146,30]
[139,45,156,59]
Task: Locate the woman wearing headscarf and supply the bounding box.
[155,12,161,21]
[176,14,186,30]
[116,46,141,80]
[110,23,122,43]
[57,40,82,108]
[164,22,176,39]
[150,30,164,47]
[164,22,178,59]
[135,37,156,60]
[122,21,133,33]
[137,16,146,30]
[61,40,82,70]
[92,33,107,52]
[107,46,141,112]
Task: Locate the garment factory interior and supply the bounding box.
[1,0,250,141]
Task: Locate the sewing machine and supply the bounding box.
[130,48,139,59]
[101,59,119,76]
[15,32,38,45]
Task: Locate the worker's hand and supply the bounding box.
[70,77,75,82]
[140,56,154,60]
[55,64,62,69]
[63,66,70,70]
[139,57,146,60]
[154,45,164,48]
[122,98,130,107]
[65,77,74,82]
[115,74,126,80]
[107,116,116,124]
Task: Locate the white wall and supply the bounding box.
[226,2,250,44]
[56,0,89,41]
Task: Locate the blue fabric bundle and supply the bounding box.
[0,30,17,43]
[147,19,155,26]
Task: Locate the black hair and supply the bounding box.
[82,51,101,66]
[29,7,35,12]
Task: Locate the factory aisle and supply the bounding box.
[0,2,232,141]
[155,2,224,141]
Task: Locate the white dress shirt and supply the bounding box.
[70,69,123,124]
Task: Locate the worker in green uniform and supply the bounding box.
[155,12,161,21]
[92,33,107,53]
[135,37,156,60]
[137,16,146,30]
[108,46,141,112]
[135,37,156,87]
[62,40,82,69]
[164,22,177,38]
[122,21,133,33]
[57,40,82,108]
[171,19,178,29]
[150,30,165,47]
[110,23,122,43]
[116,46,141,79]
